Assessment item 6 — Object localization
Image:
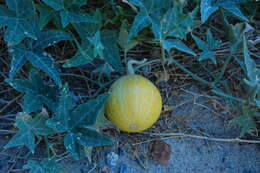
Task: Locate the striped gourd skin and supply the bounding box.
[105,74,162,132]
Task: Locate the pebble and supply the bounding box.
[119,164,128,173]
[106,152,119,167]
[243,168,257,173]
[140,66,151,72]
[158,81,170,88]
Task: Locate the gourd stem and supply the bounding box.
[127,59,147,75]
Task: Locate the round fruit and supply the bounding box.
[105,74,162,132]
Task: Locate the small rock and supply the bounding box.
[243,168,257,173]
[101,165,110,173]
[106,152,119,167]
[140,65,151,72]
[119,164,127,173]
[150,140,171,166]
[158,81,170,88]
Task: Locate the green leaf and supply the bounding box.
[243,37,260,82]
[199,51,216,64]
[73,19,101,38]
[65,0,87,7]
[94,106,110,128]
[42,0,65,11]
[152,4,198,40]
[33,30,72,50]
[4,112,53,153]
[13,47,61,86]
[63,40,94,68]
[230,106,257,136]
[76,127,113,147]
[36,4,55,30]
[200,0,218,23]
[0,4,36,45]
[24,160,45,173]
[163,39,196,56]
[206,29,221,49]
[118,27,138,53]
[46,84,75,132]
[5,70,59,113]
[64,132,80,160]
[5,78,34,93]
[60,10,97,28]
[128,11,151,40]
[191,34,209,51]
[200,0,248,23]
[5,128,35,153]
[228,23,244,53]
[71,94,108,128]
[101,30,123,71]
[9,47,27,78]
[128,0,168,40]
[8,27,71,79]
[219,1,248,21]
[6,0,34,18]
[31,112,55,136]
[23,93,43,113]
[24,159,63,173]
[87,31,104,58]
[192,29,221,64]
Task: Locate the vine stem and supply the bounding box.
[167,52,247,103]
[160,41,166,64]
[141,132,260,144]
[0,94,22,114]
[212,54,233,85]
[127,59,147,75]
[124,50,127,66]
[168,55,211,86]
[44,136,51,158]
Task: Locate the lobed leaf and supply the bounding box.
[118,27,139,53]
[23,93,43,113]
[9,47,27,78]
[101,30,123,71]
[200,0,218,23]
[36,4,55,30]
[60,10,97,28]
[5,78,34,93]
[63,40,94,68]
[128,0,168,40]
[64,132,80,160]
[4,112,53,153]
[24,159,63,173]
[71,93,109,128]
[13,47,62,86]
[0,1,36,45]
[46,84,75,132]
[163,39,196,56]
[4,129,35,153]
[42,0,65,11]
[230,106,257,136]
[219,1,248,21]
[76,127,113,147]
[33,30,72,50]
[191,34,209,51]
[87,31,104,58]
[243,37,260,83]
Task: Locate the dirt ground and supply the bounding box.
[1,85,259,173]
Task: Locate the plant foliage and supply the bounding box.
[0,0,259,172]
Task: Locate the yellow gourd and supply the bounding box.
[105,60,162,132]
